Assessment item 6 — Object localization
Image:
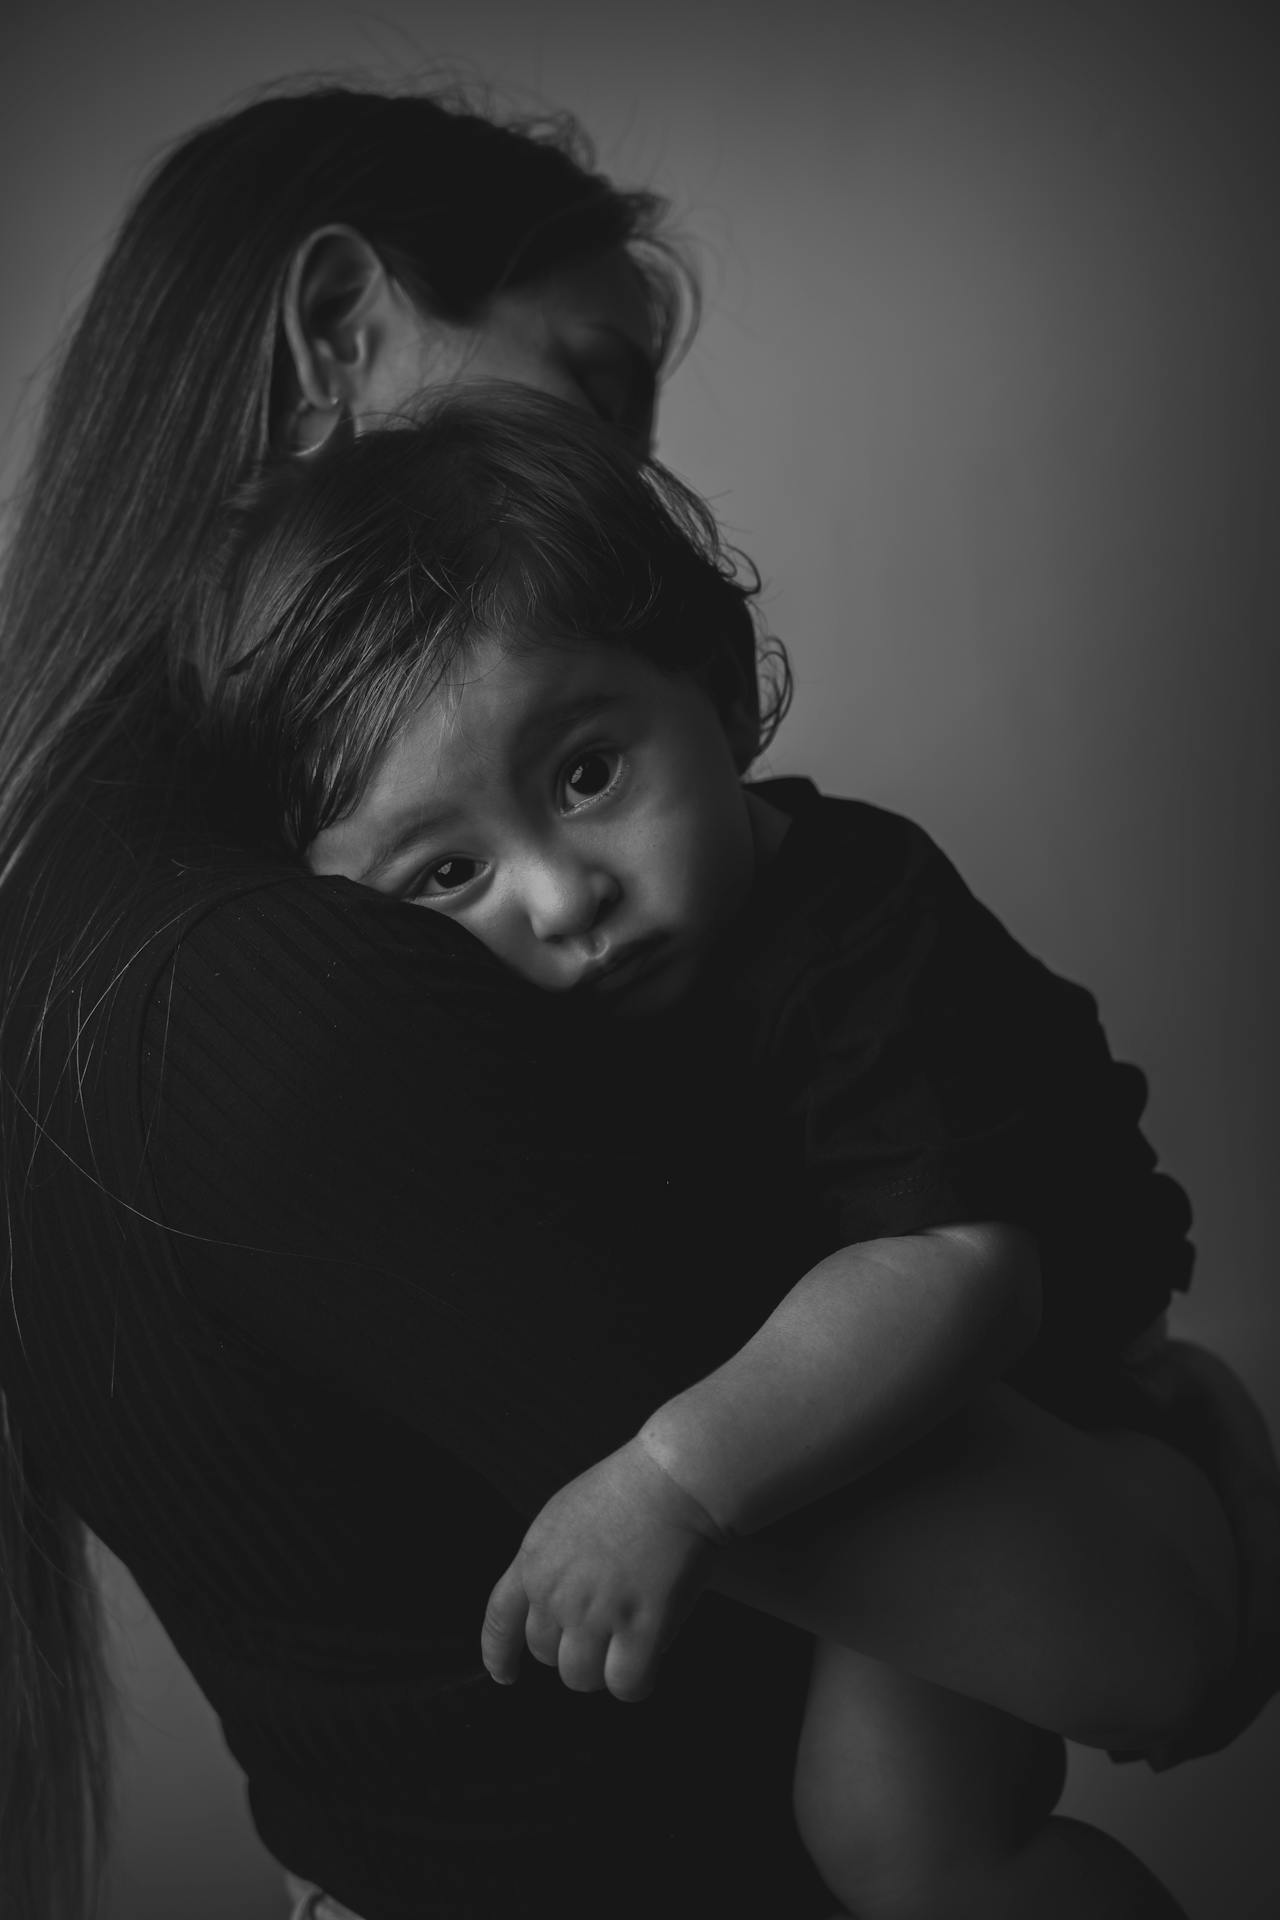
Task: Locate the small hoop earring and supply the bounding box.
[296,404,358,460]
[293,391,343,458]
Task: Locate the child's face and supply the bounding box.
[308,634,758,1014]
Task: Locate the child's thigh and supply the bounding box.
[793,1638,1066,1909]
[713,1384,1238,1749]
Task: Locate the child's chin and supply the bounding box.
[603,954,694,1018]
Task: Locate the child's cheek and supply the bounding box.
[461,895,537,981]
[651,791,752,941]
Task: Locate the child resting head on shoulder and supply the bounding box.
[192,384,792,1020]
[190,387,1234,1920]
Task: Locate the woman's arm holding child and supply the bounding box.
[481,1222,1040,1697]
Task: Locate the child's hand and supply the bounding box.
[480,1437,726,1701]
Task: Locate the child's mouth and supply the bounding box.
[581,935,671,997]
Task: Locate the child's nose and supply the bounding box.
[524,855,619,942]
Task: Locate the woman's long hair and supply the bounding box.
[0,1411,114,1920]
[0,81,692,1918]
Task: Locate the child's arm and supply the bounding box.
[481,1222,1040,1696]
[638,1221,1039,1533]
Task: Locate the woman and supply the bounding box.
[0,85,857,1920]
[0,83,1275,1920]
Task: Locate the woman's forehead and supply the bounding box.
[483,248,656,358]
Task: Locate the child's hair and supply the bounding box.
[191,386,792,853]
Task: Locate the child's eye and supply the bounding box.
[559,749,622,811]
[415,856,482,898]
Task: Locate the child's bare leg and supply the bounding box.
[794,1640,1187,1919]
[710,1383,1238,1754]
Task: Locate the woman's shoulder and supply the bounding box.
[46,807,509,1012]
[1,797,530,1143]
[127,847,486,990]
[131,852,533,1098]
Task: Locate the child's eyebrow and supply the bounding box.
[362,803,466,880]
[360,691,624,881]
[512,690,624,763]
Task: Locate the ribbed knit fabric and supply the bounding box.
[0,799,830,1920]
[0,770,1194,1916]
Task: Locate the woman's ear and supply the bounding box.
[278,226,429,453]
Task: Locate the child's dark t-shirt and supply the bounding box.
[716,778,1193,1414]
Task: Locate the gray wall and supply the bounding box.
[3,3,1276,1915]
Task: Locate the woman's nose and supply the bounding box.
[524,854,619,942]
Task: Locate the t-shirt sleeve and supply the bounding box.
[751,811,1193,1351]
[134,875,683,1516]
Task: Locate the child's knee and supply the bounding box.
[1066,1505,1239,1752]
[794,1766,1067,1920]
[1068,1601,1236,1755]
[792,1644,1067,1918]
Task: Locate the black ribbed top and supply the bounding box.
[0,792,828,1920]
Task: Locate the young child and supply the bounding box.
[196,387,1233,1919]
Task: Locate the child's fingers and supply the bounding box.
[524,1603,563,1668]
[557,1629,610,1693]
[603,1627,659,1703]
[480,1562,529,1684]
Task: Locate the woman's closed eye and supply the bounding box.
[574,358,656,446]
[559,748,623,812]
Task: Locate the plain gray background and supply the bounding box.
[2,2,1276,1914]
